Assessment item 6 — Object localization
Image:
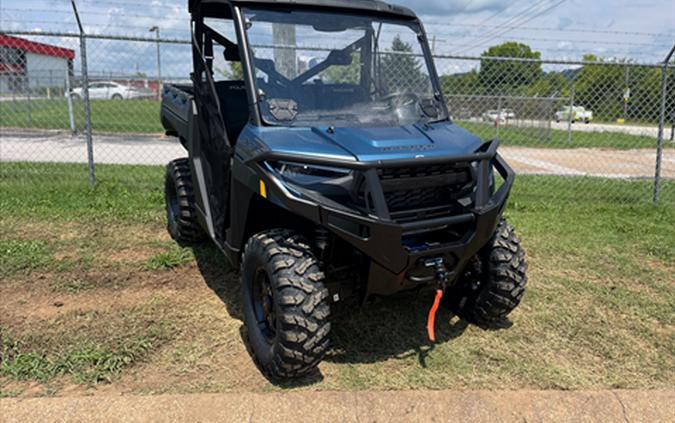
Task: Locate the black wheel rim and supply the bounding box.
[252,268,276,344]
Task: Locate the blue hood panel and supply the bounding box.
[251,121,484,164]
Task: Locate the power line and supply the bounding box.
[455,0,569,54]
[473,0,524,26]
[454,0,555,47]
[424,21,672,38]
[429,34,671,49]
[0,7,187,21]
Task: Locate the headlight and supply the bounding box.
[264,161,355,199]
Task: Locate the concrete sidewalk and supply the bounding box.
[1,129,674,178]
[2,390,674,423]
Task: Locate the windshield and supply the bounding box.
[243,8,446,127]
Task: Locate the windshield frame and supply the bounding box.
[237,5,449,128]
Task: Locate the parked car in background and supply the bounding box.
[69,81,154,100]
[453,107,473,120]
[555,106,593,123]
[482,108,515,123]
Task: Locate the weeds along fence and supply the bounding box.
[0,30,674,206]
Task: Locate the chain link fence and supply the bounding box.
[1,29,673,205]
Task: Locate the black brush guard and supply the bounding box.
[251,139,514,296]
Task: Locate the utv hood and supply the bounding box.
[257,121,484,163]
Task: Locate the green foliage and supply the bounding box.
[229,62,244,80]
[322,52,361,85]
[479,42,542,94]
[380,35,428,92]
[574,56,669,122]
[438,40,668,124]
[440,70,481,96]
[214,62,244,81]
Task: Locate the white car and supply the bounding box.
[69,81,154,100]
[555,106,593,124]
[482,108,515,123]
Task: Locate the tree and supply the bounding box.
[214,61,244,81]
[229,62,244,80]
[440,70,481,96]
[380,35,428,92]
[526,72,569,98]
[322,52,361,84]
[575,54,628,121]
[479,42,542,94]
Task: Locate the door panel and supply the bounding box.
[189,23,237,243]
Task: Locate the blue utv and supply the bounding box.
[161,0,528,380]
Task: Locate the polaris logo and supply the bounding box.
[379,144,436,152]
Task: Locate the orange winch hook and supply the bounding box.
[426,288,444,342]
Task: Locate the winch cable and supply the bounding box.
[426,260,450,343]
[426,288,444,342]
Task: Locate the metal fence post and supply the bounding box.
[71,0,95,187]
[567,81,575,143]
[496,95,502,139]
[653,44,675,205]
[26,80,32,126]
[65,67,76,135]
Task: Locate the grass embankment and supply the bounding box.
[1,99,670,150]
[0,99,161,134]
[456,120,665,149]
[1,163,673,396]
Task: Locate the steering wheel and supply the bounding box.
[381,91,420,108]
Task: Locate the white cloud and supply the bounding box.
[1,0,672,64]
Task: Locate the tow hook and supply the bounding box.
[426,258,449,343]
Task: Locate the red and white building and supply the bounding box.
[0,35,75,94]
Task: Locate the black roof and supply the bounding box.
[189,0,416,19]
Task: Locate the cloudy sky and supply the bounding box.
[1,0,673,77]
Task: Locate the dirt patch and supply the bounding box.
[0,267,202,324]
[103,247,162,263]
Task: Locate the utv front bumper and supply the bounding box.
[252,139,514,296]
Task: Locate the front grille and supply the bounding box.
[356,163,475,222]
[379,163,470,180]
[384,185,455,212]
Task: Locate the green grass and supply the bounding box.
[145,245,194,270]
[0,239,54,275]
[0,162,164,223]
[457,120,669,150]
[0,99,161,134]
[0,162,674,393]
[1,301,175,384]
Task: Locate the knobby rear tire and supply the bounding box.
[164,158,206,244]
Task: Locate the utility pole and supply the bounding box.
[623,65,629,122]
[149,26,162,99]
[272,23,296,79]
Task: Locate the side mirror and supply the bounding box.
[327,50,352,66]
[224,46,240,62]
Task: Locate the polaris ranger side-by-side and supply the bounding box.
[161,0,528,380]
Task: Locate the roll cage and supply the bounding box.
[189,0,448,130]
